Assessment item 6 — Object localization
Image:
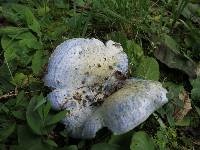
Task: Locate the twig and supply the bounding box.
[0,90,41,100]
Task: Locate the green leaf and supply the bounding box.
[127,40,144,60]
[31,50,44,75]
[194,106,200,116]
[43,101,51,119]
[18,125,50,150]
[17,32,42,49]
[24,8,41,36]
[18,125,40,148]
[162,34,180,54]
[46,110,68,126]
[109,131,133,150]
[26,95,44,135]
[91,143,121,150]
[16,90,28,107]
[44,139,57,147]
[130,131,155,150]
[11,73,28,87]
[0,123,16,142]
[0,27,28,36]
[12,110,25,120]
[191,77,200,100]
[34,98,46,111]
[154,40,197,78]
[135,57,159,80]
[1,36,18,61]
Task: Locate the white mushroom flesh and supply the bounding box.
[44,38,168,139]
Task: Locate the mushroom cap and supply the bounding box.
[44,38,168,139]
[44,38,128,90]
[44,38,128,110]
[62,78,168,138]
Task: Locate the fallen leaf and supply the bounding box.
[174,90,192,121]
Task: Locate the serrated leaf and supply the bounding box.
[135,57,159,80]
[31,50,44,75]
[91,143,121,150]
[130,131,155,150]
[46,110,68,126]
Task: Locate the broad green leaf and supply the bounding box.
[135,57,159,80]
[162,34,180,54]
[127,40,143,59]
[191,77,200,100]
[109,131,133,150]
[18,125,40,148]
[0,123,16,142]
[46,110,68,126]
[17,32,42,49]
[24,8,41,36]
[165,103,176,127]
[12,110,25,120]
[18,125,50,150]
[26,95,43,135]
[130,131,155,150]
[31,50,44,75]
[33,98,46,111]
[91,143,121,150]
[43,101,51,119]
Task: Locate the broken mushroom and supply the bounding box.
[44,38,168,139]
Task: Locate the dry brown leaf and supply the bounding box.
[174,90,192,121]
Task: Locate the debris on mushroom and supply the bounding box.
[44,38,168,139]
